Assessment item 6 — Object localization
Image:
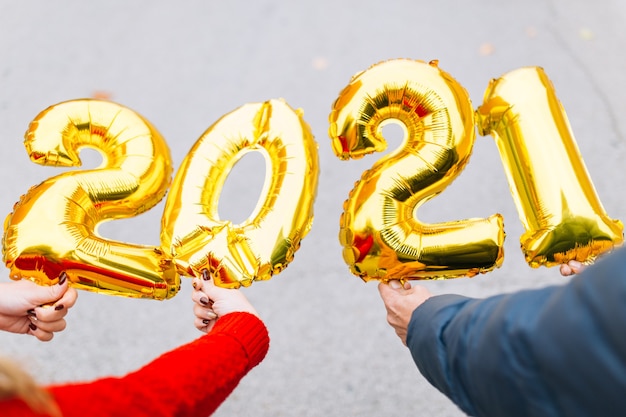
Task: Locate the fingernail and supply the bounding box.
[29,323,37,331]
[27,309,36,317]
[192,280,198,289]
[54,304,64,311]
[200,296,209,306]
[58,272,67,286]
[389,280,401,289]
[202,319,210,325]
[201,269,210,281]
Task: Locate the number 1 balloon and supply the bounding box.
[477,66,623,267]
[161,99,319,288]
[2,99,179,300]
[329,59,505,282]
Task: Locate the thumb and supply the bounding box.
[378,280,399,301]
[388,280,403,289]
[27,273,68,305]
[201,277,233,300]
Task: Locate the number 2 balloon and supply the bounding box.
[3,99,179,299]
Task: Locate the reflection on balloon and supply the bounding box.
[161,99,319,288]
[2,99,179,300]
[477,66,623,267]
[329,58,504,282]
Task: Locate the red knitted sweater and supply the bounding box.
[2,312,269,417]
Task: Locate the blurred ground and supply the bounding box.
[1,1,626,416]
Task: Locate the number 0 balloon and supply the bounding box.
[161,99,319,288]
[2,99,179,299]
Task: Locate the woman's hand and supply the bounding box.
[0,272,78,341]
[191,270,258,333]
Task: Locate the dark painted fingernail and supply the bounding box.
[27,309,36,317]
[29,323,37,331]
[200,296,209,306]
[201,269,210,281]
[54,304,64,311]
[58,272,67,286]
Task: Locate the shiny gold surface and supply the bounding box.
[3,99,179,299]
[477,66,623,266]
[161,99,319,288]
[329,59,504,281]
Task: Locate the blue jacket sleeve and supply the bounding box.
[406,247,626,417]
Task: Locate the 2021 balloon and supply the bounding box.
[3,99,179,300]
[477,66,623,267]
[161,99,319,288]
[5,64,620,293]
[329,59,505,282]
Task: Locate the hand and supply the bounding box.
[0,272,78,341]
[378,280,432,345]
[559,260,585,276]
[191,270,258,333]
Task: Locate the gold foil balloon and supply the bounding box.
[329,59,504,282]
[477,66,623,267]
[3,99,179,300]
[161,99,319,288]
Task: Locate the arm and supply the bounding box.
[407,247,626,417]
[2,271,269,417]
[45,312,269,417]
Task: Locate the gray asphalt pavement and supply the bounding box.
[1,1,626,416]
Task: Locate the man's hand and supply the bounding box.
[378,280,432,345]
[559,260,585,276]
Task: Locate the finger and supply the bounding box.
[194,317,209,333]
[38,272,71,305]
[18,277,66,308]
[56,286,78,309]
[193,303,218,320]
[194,316,217,333]
[377,281,394,301]
[34,303,70,323]
[197,270,230,301]
[33,317,67,334]
[198,273,220,298]
[568,260,584,274]
[378,280,403,300]
[191,289,213,307]
[204,319,217,333]
[191,277,203,292]
[33,331,55,342]
[193,303,206,319]
[201,268,211,281]
[388,280,403,290]
[559,264,573,276]
[34,285,77,323]
[27,321,55,342]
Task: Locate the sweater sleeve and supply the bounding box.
[406,247,626,417]
[4,311,269,417]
